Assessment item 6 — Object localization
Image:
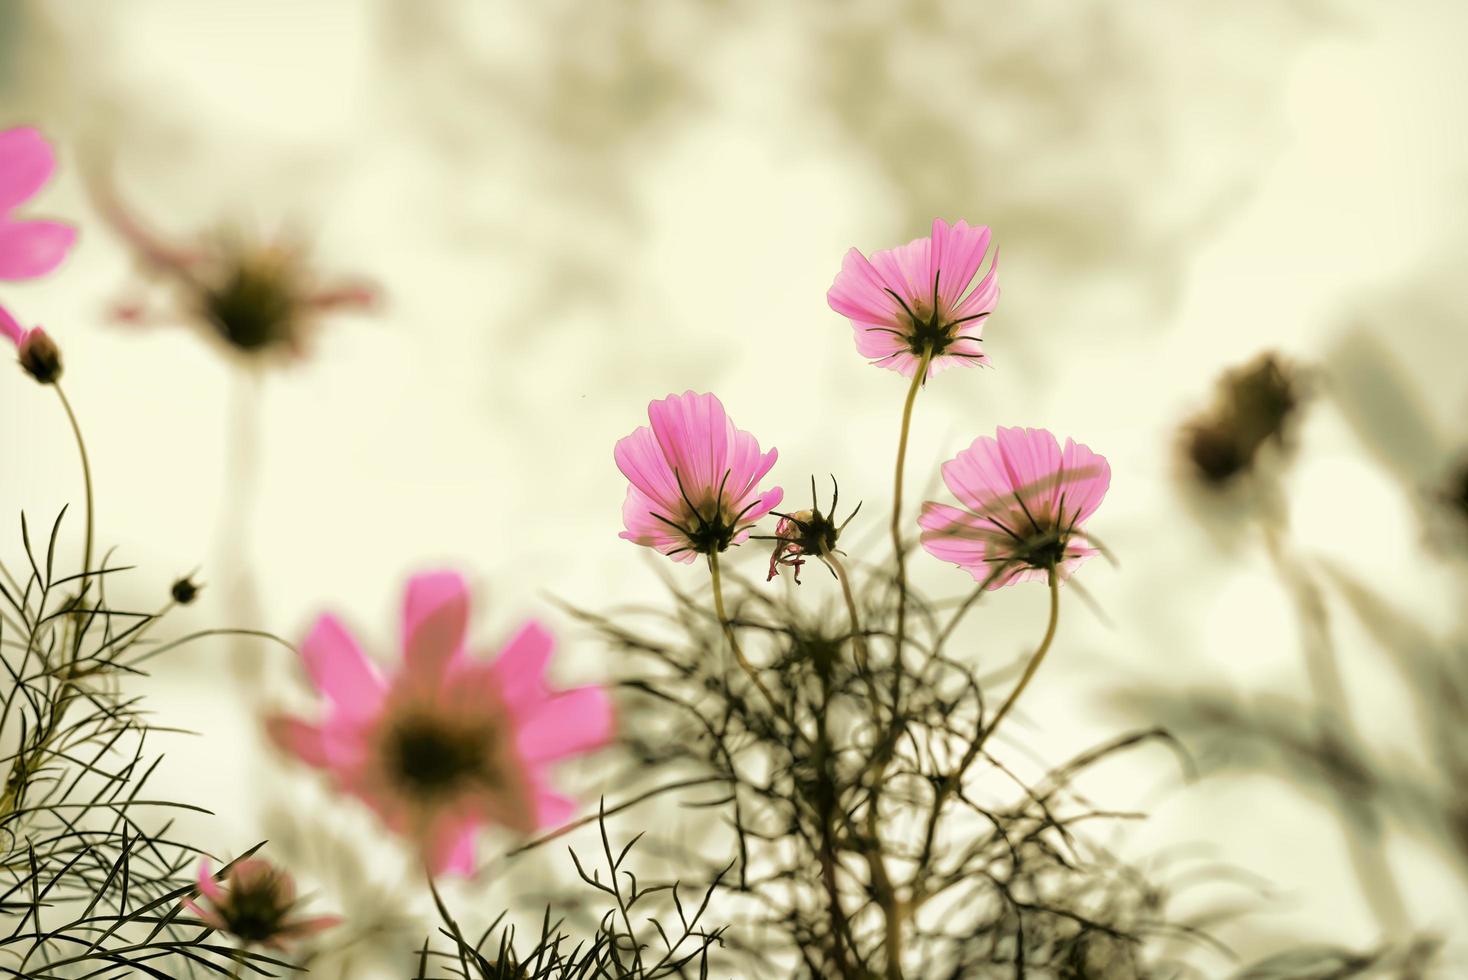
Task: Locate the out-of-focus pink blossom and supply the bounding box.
[0,127,76,382]
[827,218,997,379]
[615,391,783,563]
[919,427,1110,590]
[91,173,376,360]
[184,858,340,951]
[0,126,76,282]
[268,571,614,877]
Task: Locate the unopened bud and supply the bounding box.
[171,576,202,605]
[18,328,62,384]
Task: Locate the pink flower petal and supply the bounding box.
[280,914,343,939]
[531,782,578,830]
[619,485,697,560]
[648,391,731,503]
[491,620,554,713]
[423,808,483,877]
[183,897,228,932]
[0,220,77,280]
[401,570,470,676]
[930,219,994,310]
[517,685,614,765]
[827,247,902,327]
[0,304,26,346]
[265,715,331,767]
[300,614,384,718]
[0,127,56,213]
[195,859,225,903]
[613,425,681,511]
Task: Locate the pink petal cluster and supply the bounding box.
[185,858,340,950]
[0,127,76,375]
[827,218,998,379]
[766,512,812,583]
[268,571,614,877]
[919,427,1110,590]
[615,391,783,562]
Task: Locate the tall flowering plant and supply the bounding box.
[4,121,1355,978]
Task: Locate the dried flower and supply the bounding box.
[185,858,340,950]
[614,391,783,562]
[1180,352,1302,487]
[827,218,998,379]
[94,175,376,360]
[919,426,1110,589]
[268,571,613,876]
[765,477,861,583]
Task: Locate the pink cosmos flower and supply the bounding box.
[614,391,783,562]
[0,126,76,282]
[827,218,998,379]
[184,858,340,951]
[90,171,376,360]
[268,571,614,877]
[919,427,1110,590]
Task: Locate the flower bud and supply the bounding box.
[1180,352,1303,487]
[18,328,62,384]
[171,576,202,605]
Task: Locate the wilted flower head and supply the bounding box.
[615,391,783,562]
[268,571,614,876]
[93,175,376,360]
[920,426,1111,589]
[1180,352,1303,487]
[765,477,861,583]
[827,218,998,379]
[184,858,340,950]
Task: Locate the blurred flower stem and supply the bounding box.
[1262,520,1410,937]
[53,383,93,588]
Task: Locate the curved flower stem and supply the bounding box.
[907,567,1060,916]
[891,348,933,665]
[970,567,1060,762]
[708,551,783,719]
[53,384,94,589]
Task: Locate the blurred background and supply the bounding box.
[2,0,1466,975]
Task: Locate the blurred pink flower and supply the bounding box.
[91,172,376,360]
[919,427,1110,589]
[0,127,76,382]
[827,218,997,379]
[184,858,340,951]
[0,126,76,282]
[268,571,613,877]
[615,391,783,562]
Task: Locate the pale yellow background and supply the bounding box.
[2,1,1466,976]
